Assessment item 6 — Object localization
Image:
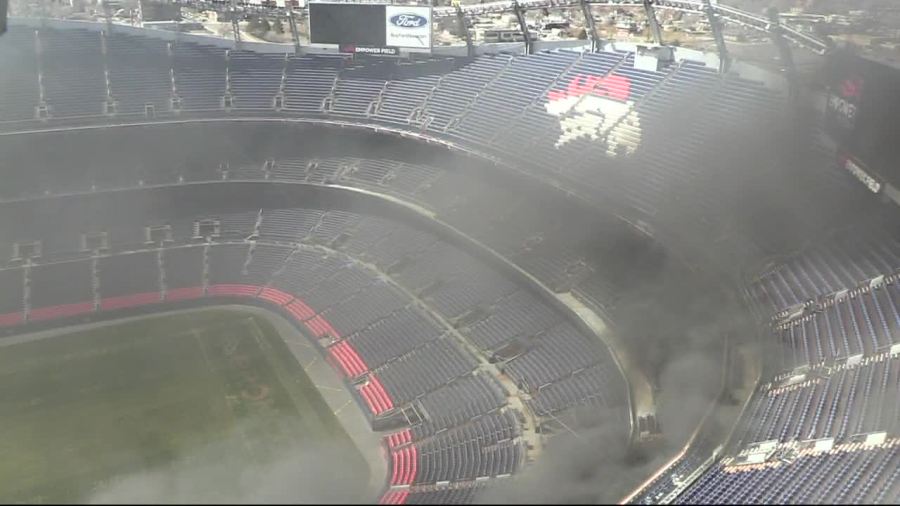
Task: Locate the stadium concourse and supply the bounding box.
[0,17,898,505]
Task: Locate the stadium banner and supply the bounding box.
[308,2,432,55]
[825,75,861,132]
[838,152,882,194]
[384,6,432,51]
[823,49,900,190]
[339,44,399,56]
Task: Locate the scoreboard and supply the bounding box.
[824,49,900,193]
[308,2,432,56]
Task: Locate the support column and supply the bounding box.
[100,30,117,115]
[102,0,114,32]
[512,0,532,55]
[579,0,601,52]
[286,6,301,53]
[456,5,474,57]
[766,8,798,103]
[33,28,49,119]
[703,0,730,73]
[642,0,663,45]
[230,0,242,48]
[1,0,7,36]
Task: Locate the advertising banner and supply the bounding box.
[384,5,432,51]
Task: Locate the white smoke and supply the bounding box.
[85,418,370,504]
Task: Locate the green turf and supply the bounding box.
[0,308,368,503]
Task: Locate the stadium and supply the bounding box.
[0,0,898,504]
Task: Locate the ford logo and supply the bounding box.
[390,14,427,28]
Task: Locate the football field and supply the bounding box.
[0,308,368,503]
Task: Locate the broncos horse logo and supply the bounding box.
[545,73,642,156]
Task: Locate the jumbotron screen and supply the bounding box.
[309,3,385,47]
[824,49,900,192]
[308,2,432,55]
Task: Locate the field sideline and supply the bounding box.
[0,307,368,503]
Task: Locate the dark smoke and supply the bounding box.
[478,58,840,504]
[481,421,645,504]
[480,263,740,504]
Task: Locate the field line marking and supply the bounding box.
[333,399,353,415]
[315,384,345,393]
[302,356,320,371]
[191,327,215,374]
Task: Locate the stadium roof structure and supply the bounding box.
[149,0,832,54]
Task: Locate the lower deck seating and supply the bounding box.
[345,307,444,370]
[0,268,25,325]
[526,361,625,417]
[258,208,327,242]
[0,26,40,122]
[504,322,617,392]
[377,338,478,405]
[632,450,710,505]
[404,486,485,504]
[414,411,522,485]
[97,251,160,309]
[207,243,252,285]
[754,234,900,316]
[320,282,409,336]
[28,260,94,319]
[774,278,900,370]
[414,373,509,436]
[463,289,563,352]
[678,440,900,505]
[161,246,205,299]
[735,354,900,447]
[243,244,293,286]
